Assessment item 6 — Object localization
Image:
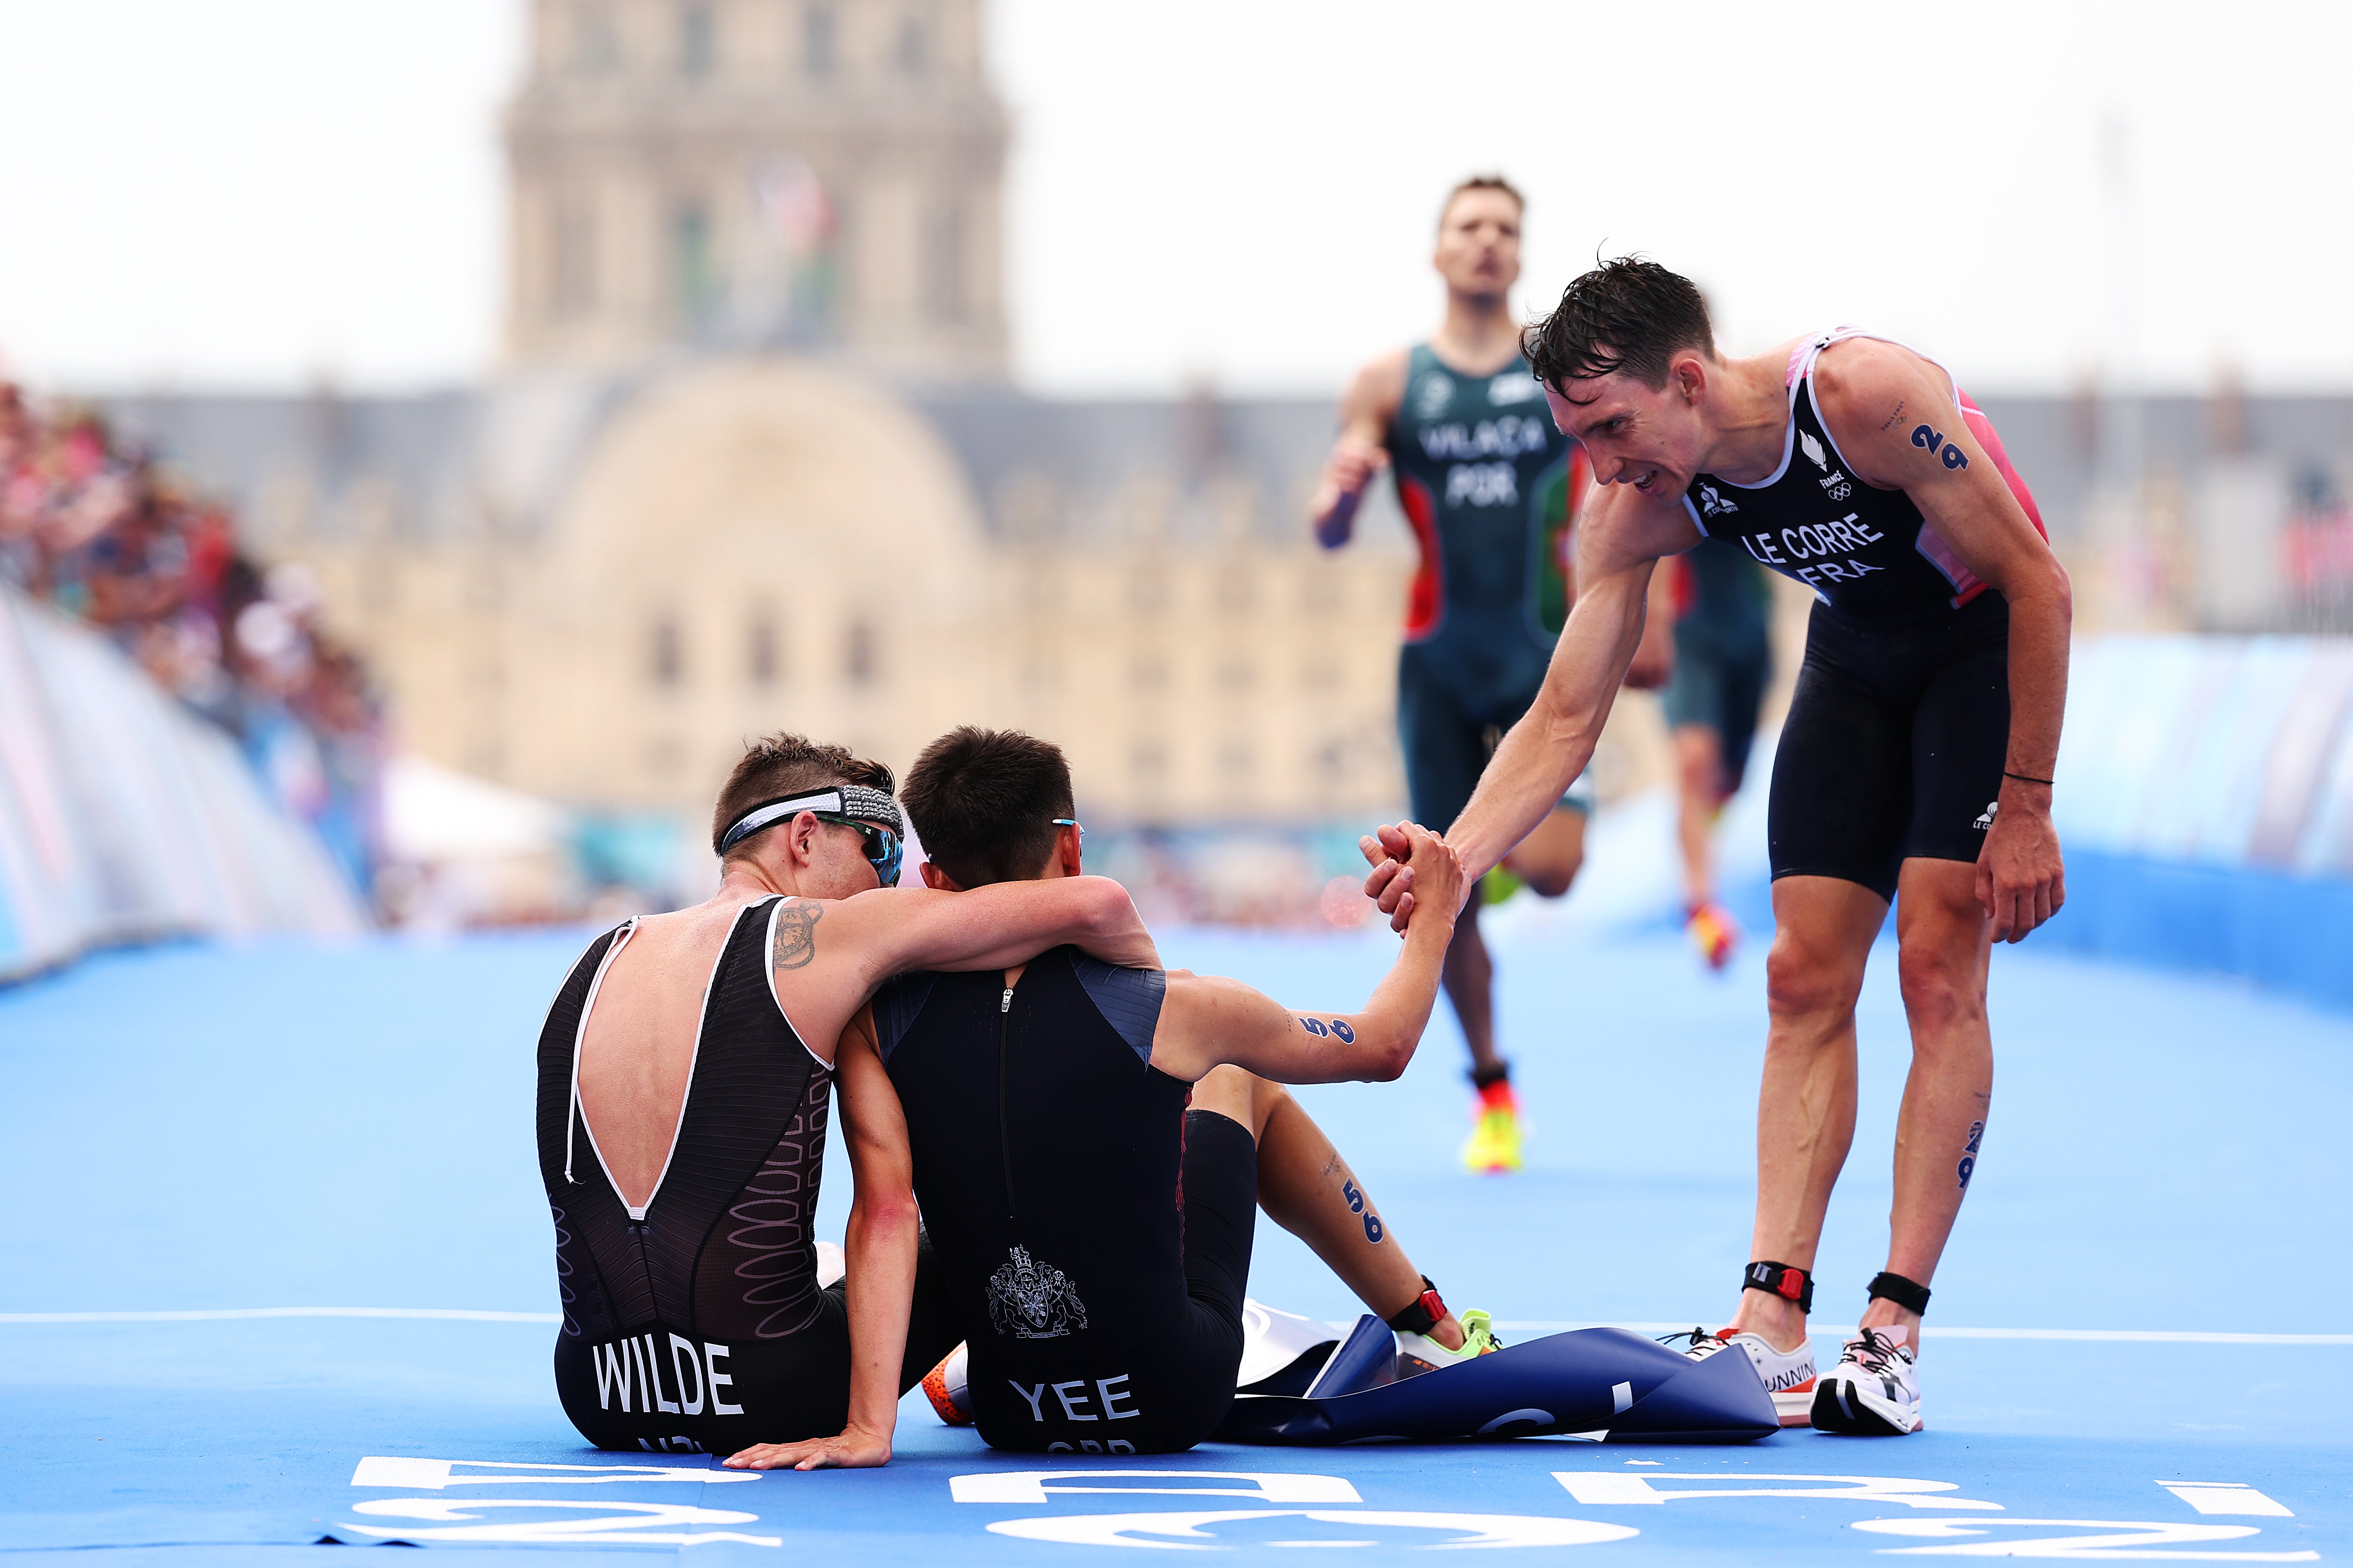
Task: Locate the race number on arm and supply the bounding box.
[1152,824,1464,1084]
[1812,338,2072,941]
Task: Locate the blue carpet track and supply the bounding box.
[2,922,2345,1562]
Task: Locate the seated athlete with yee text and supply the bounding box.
[725,725,1491,1470]
[535,732,1160,1457]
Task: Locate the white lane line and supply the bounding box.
[2157,1481,2295,1517]
[0,1308,562,1323]
[1493,1322,2353,1345]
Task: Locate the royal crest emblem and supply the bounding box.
[986,1245,1089,1339]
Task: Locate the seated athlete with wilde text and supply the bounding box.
[725,726,1484,1469]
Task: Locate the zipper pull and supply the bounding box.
[1001,987,1014,1014]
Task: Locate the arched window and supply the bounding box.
[844,616,878,685]
[747,612,780,686]
[897,14,929,77]
[803,4,836,77]
[553,196,597,316]
[923,200,964,325]
[649,618,683,687]
[671,201,717,328]
[573,2,620,72]
[679,3,715,76]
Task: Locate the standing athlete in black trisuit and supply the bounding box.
[1364,260,2069,1436]
[1311,175,1627,1175]
[725,727,1483,1467]
[534,732,1156,1456]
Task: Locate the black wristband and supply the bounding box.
[1386,1276,1447,1337]
[2003,770,2054,787]
[1741,1260,1813,1314]
[1867,1271,1932,1316]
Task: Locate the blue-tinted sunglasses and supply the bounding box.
[815,812,904,886]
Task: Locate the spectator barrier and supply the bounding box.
[2040,634,2353,1010]
[0,583,362,982]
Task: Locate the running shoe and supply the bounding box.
[1811,1325,1922,1435]
[1658,1326,1818,1427]
[1685,901,1739,971]
[1461,1081,1523,1173]
[1394,1308,1505,1377]
[920,1342,973,1426]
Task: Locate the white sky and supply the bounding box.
[1,0,2348,397]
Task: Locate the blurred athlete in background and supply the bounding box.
[1646,536,1775,968]
[1310,176,1634,1175]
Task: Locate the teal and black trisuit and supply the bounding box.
[1660,537,1775,795]
[1381,345,1587,832]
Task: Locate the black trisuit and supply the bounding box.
[874,947,1259,1455]
[1682,329,2047,901]
[534,896,959,1453]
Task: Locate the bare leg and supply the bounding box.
[1722,875,1888,1353]
[1440,900,1499,1081]
[1673,725,1725,908]
[1859,859,1995,1352]
[1501,805,1586,898]
[1189,1065,1466,1351]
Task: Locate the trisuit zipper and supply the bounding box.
[997,983,1017,1220]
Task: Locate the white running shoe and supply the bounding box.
[1660,1327,1818,1427]
[1811,1325,1923,1435]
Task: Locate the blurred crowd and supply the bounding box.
[0,381,383,897]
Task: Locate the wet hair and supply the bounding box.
[901,726,1075,889]
[1521,255,1716,392]
[1441,174,1523,228]
[711,732,895,858]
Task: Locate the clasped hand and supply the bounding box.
[1356,821,1466,935]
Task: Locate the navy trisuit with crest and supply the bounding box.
[874,946,1260,1455]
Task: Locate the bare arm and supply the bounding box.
[1149,825,1463,1084]
[767,877,1157,1074]
[723,1009,915,1471]
[1815,341,2072,941]
[1365,490,1700,926]
[837,876,1159,981]
[1308,352,1406,547]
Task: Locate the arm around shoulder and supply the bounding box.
[862,876,1157,977]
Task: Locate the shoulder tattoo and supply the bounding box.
[773,899,823,971]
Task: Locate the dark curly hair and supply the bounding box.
[1522,255,1715,392]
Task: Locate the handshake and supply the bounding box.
[1354,821,1469,936]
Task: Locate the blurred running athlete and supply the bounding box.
[1364,259,2069,1435]
[727,727,1487,1467]
[1646,535,1776,968]
[1310,175,1621,1174]
[533,732,1157,1457]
